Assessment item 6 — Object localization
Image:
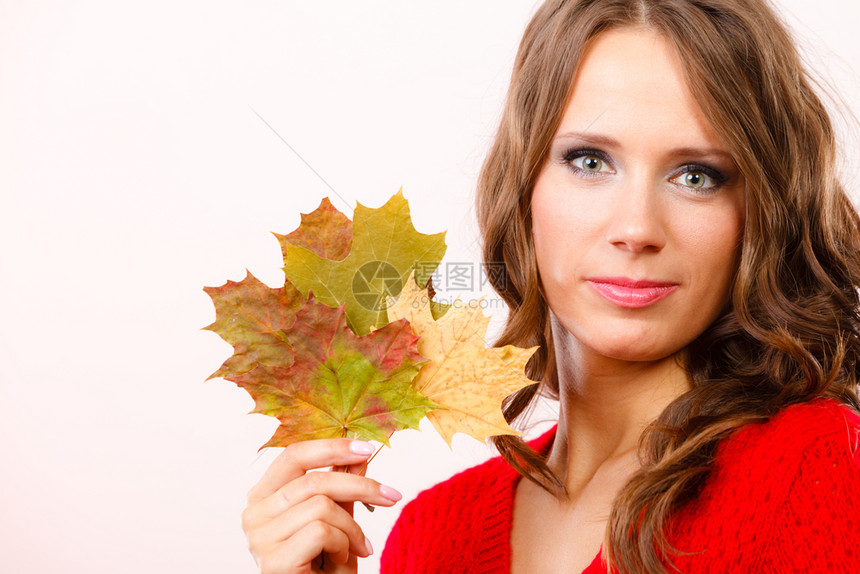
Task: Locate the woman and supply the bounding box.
[241,0,860,572]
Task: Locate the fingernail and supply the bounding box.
[364,536,374,556]
[349,441,375,456]
[379,484,402,502]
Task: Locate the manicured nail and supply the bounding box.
[379,484,402,502]
[349,441,375,456]
[364,536,374,556]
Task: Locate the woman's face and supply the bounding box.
[531,27,746,363]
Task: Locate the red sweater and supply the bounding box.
[380,397,860,573]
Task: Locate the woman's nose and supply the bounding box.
[604,181,667,254]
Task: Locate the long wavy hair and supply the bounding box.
[475,0,860,572]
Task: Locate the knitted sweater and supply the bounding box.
[380,397,860,573]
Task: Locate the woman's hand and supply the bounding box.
[242,438,403,574]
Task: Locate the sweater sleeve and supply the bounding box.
[757,408,860,571]
[378,428,555,573]
[379,494,416,574]
[378,454,518,574]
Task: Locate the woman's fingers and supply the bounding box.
[243,469,402,530]
[248,439,377,504]
[258,520,355,574]
[249,494,373,560]
[242,438,396,573]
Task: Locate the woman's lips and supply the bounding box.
[586,277,679,308]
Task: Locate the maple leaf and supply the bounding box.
[202,270,303,380]
[272,196,353,262]
[387,272,539,445]
[229,293,439,448]
[282,188,447,336]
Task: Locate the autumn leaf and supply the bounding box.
[229,293,439,448]
[282,188,447,336]
[202,270,303,381]
[387,272,538,445]
[272,196,353,262]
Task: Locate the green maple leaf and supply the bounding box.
[202,270,302,380]
[229,293,439,448]
[282,188,447,335]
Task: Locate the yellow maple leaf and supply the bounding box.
[387,272,539,445]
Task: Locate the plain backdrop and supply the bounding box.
[1,1,858,572]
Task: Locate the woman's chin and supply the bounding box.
[580,336,681,364]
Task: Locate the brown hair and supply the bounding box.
[476,0,860,572]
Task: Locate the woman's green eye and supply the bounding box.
[683,171,707,188]
[578,155,603,172]
[669,166,724,192]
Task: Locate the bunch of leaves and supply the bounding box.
[203,189,538,450]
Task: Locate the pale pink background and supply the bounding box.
[0,1,858,572]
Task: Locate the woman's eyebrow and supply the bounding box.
[554,131,619,147]
[554,131,733,161]
[667,146,735,162]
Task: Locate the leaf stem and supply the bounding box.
[356,443,385,475]
[350,437,390,512]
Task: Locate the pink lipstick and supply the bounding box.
[587,277,678,309]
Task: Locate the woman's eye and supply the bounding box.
[671,168,721,190]
[571,154,607,173]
